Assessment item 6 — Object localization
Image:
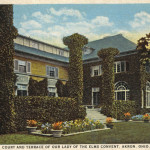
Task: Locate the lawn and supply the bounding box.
[0,122,150,144]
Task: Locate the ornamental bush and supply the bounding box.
[0,5,18,134]
[97,48,120,116]
[111,100,137,120]
[28,78,48,96]
[14,96,86,131]
[63,33,88,104]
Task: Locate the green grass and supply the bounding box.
[0,122,150,144]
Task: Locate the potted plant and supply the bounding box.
[26,120,37,134]
[124,112,131,121]
[51,121,63,137]
[106,117,113,129]
[143,114,150,123]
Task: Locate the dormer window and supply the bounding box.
[83,46,94,55]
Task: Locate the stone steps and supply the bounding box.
[86,108,117,123]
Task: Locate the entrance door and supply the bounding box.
[92,87,100,105]
[93,92,100,105]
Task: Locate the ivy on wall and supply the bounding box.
[63,33,88,104]
[97,48,120,116]
[28,78,48,96]
[0,5,18,134]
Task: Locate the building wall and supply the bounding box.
[14,54,69,96]
[83,53,142,107]
[14,55,69,81]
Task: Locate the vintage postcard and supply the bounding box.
[1,0,150,149]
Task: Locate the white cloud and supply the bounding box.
[22,15,27,20]
[32,11,54,23]
[129,11,150,28]
[91,16,114,27]
[50,7,85,20]
[20,20,42,30]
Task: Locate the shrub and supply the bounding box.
[63,33,88,104]
[0,5,18,134]
[97,48,120,116]
[14,96,86,131]
[111,100,137,120]
[28,78,48,96]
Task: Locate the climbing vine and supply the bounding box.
[63,33,88,104]
[0,5,18,134]
[97,48,120,116]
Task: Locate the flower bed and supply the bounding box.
[131,114,150,121]
[33,118,105,137]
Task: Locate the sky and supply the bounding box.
[14,4,150,48]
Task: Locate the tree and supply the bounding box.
[28,78,48,96]
[56,80,64,97]
[0,5,18,133]
[137,33,150,64]
[97,48,119,116]
[63,33,88,104]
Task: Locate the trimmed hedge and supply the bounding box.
[14,96,86,131]
[111,100,137,120]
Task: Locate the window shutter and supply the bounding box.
[126,62,129,71]
[55,67,58,78]
[121,61,125,72]
[114,63,116,73]
[14,59,19,71]
[46,66,49,76]
[27,62,31,73]
[99,65,101,75]
[90,67,93,77]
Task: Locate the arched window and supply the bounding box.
[115,82,130,100]
[146,81,150,108]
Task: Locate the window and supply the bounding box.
[59,50,64,56]
[16,84,28,96]
[91,65,102,77]
[46,66,58,78]
[146,82,150,108]
[114,61,129,73]
[14,59,31,73]
[115,81,130,100]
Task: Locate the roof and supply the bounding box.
[18,34,68,52]
[14,34,137,63]
[14,43,69,63]
[83,34,136,60]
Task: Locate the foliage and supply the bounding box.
[62,118,104,134]
[0,5,18,134]
[56,80,65,97]
[40,118,104,134]
[97,48,120,116]
[131,115,143,121]
[27,120,37,127]
[111,100,137,120]
[106,117,113,124]
[14,96,86,131]
[28,78,48,96]
[137,33,150,64]
[143,113,150,120]
[124,112,131,120]
[52,122,63,130]
[41,123,51,134]
[63,33,88,104]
